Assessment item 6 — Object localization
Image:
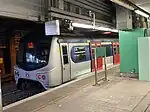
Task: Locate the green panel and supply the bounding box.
[119,28,145,74]
[96,47,106,57]
[138,37,150,81]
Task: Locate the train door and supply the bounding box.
[60,43,71,83]
[90,42,102,72]
[117,42,120,63]
[113,42,120,64]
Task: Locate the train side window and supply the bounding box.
[63,55,69,64]
[62,46,67,55]
[106,46,113,57]
[71,46,90,63]
[62,45,69,64]
[74,46,87,62]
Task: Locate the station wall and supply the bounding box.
[49,0,116,28]
[0,0,44,21]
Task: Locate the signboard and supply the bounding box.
[96,47,106,57]
[45,20,60,36]
[27,42,34,49]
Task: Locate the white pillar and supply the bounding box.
[0,70,2,112]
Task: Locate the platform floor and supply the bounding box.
[35,78,150,112]
[4,65,150,112]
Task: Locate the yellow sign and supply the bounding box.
[0,58,3,64]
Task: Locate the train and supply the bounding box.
[14,32,119,90]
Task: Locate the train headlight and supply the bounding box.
[42,75,46,80]
[14,70,19,76]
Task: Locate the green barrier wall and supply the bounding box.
[119,28,145,74]
[138,37,150,81]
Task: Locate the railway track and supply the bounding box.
[2,83,44,106]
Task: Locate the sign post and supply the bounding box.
[104,54,107,81]
[94,48,98,85]
[94,47,107,85]
[0,69,2,112]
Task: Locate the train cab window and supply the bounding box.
[62,45,69,64]
[17,38,51,71]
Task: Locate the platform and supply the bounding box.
[3,65,150,112]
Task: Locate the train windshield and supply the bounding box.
[17,38,51,71]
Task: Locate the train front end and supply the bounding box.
[14,33,52,90]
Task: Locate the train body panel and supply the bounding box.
[47,37,62,87]
[14,65,50,89]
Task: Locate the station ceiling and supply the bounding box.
[133,0,150,13]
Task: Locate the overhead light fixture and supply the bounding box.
[96,27,119,32]
[72,22,118,33]
[110,0,134,10]
[96,27,111,31]
[135,10,149,18]
[72,23,94,29]
[111,29,119,33]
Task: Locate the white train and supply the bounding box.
[14,34,119,90]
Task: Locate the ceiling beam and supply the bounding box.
[110,0,150,15]
[138,1,150,6]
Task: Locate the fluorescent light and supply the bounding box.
[110,0,134,10]
[96,27,111,31]
[96,27,118,32]
[135,10,149,18]
[72,23,94,29]
[111,29,119,33]
[72,22,118,33]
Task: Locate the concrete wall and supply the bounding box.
[0,0,44,21]
[49,0,115,28]
[0,0,115,27]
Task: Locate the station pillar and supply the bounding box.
[9,33,21,80]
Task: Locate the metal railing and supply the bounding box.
[93,47,107,86]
